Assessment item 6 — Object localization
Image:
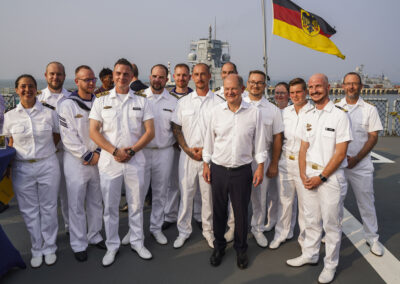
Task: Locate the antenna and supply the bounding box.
[214,17,217,40]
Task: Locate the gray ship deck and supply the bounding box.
[1,137,399,283]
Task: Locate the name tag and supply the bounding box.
[132,107,142,111]
[325,128,335,132]
[163,108,172,112]
[103,106,112,109]
[75,114,83,118]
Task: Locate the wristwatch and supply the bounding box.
[319,174,328,182]
[127,149,136,157]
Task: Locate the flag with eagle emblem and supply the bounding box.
[272,0,345,59]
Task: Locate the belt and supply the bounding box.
[212,162,251,171]
[306,161,325,170]
[145,145,173,150]
[16,154,55,163]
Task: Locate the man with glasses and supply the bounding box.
[335,72,384,256]
[38,62,71,235]
[274,82,290,110]
[59,65,105,262]
[242,71,283,247]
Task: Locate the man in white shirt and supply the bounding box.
[213,62,238,98]
[37,61,71,234]
[336,72,384,256]
[89,58,155,266]
[58,65,105,262]
[287,73,352,284]
[121,64,177,245]
[171,63,224,249]
[270,78,313,250]
[203,74,266,269]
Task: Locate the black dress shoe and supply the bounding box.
[210,249,225,267]
[162,221,176,230]
[74,250,88,262]
[119,203,128,212]
[196,221,202,230]
[237,252,249,269]
[91,240,107,250]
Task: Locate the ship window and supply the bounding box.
[198,43,205,49]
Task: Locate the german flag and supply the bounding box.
[273,0,345,59]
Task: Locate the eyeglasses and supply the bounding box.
[343,82,360,87]
[78,78,97,83]
[248,81,265,86]
[275,92,288,96]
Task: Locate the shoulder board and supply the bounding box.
[216,94,226,101]
[96,91,110,98]
[135,89,147,98]
[213,86,221,92]
[334,98,341,104]
[42,102,55,110]
[335,105,348,112]
[36,90,42,96]
[169,91,180,100]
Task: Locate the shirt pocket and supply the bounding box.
[101,110,117,132]
[11,125,25,135]
[322,127,336,138]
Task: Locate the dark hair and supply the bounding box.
[75,65,92,75]
[194,63,210,74]
[114,58,134,73]
[99,68,113,79]
[174,63,190,73]
[248,70,266,80]
[46,61,66,75]
[289,78,307,91]
[275,82,289,92]
[151,64,168,77]
[15,74,37,89]
[343,72,362,84]
[222,62,238,73]
[131,63,139,77]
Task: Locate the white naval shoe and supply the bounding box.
[318,267,336,283]
[152,231,168,245]
[44,253,57,266]
[121,231,130,246]
[368,241,384,256]
[102,250,118,267]
[253,231,268,248]
[131,244,152,260]
[30,256,43,268]
[286,255,318,267]
[203,233,215,249]
[269,239,283,250]
[173,235,188,249]
[224,228,234,243]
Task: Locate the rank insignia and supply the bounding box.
[75,114,83,118]
[132,107,141,111]
[103,106,112,109]
[306,123,312,131]
[163,108,172,112]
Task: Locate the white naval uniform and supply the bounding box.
[298,100,352,269]
[171,90,224,239]
[273,102,314,248]
[3,100,60,257]
[38,87,71,231]
[336,97,383,243]
[58,93,103,253]
[89,88,153,251]
[142,88,177,233]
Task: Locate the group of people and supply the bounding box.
[0,58,384,284]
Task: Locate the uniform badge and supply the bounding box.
[132,107,141,111]
[103,106,112,109]
[75,114,83,118]
[306,123,312,131]
[163,108,172,112]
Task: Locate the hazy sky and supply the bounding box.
[1,0,400,83]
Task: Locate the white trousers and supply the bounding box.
[12,154,60,257]
[344,158,379,243]
[63,151,103,252]
[250,160,270,233]
[57,150,69,230]
[302,167,347,269]
[266,175,279,228]
[177,152,213,238]
[143,147,174,233]
[98,153,145,251]
[274,157,303,246]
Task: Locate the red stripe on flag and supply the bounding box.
[274,3,302,30]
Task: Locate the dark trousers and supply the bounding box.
[211,162,252,254]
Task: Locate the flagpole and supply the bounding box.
[261,0,269,95]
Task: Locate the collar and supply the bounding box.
[171,87,193,95]
[222,99,250,112]
[337,97,365,108]
[243,95,269,107]
[321,100,335,113]
[192,89,213,100]
[42,87,70,98]
[16,98,42,112]
[109,87,136,99]
[145,87,169,100]
[69,91,95,102]
[290,101,313,113]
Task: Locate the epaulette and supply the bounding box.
[216,94,226,101]
[36,90,42,96]
[169,91,180,100]
[335,105,348,112]
[213,86,221,92]
[96,91,110,98]
[41,102,55,110]
[334,98,341,104]
[135,89,147,98]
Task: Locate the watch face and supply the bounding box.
[127,149,135,156]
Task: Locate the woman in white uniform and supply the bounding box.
[3,75,61,268]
